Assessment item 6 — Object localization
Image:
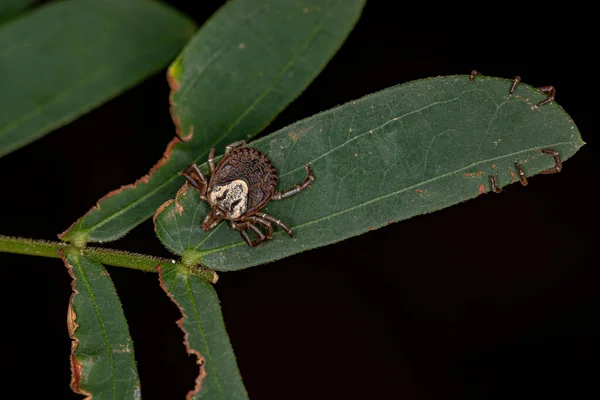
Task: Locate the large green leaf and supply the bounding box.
[61,251,140,399]
[154,75,584,271]
[60,0,366,245]
[158,264,248,400]
[0,0,195,158]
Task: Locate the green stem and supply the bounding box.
[0,235,218,283]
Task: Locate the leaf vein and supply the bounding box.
[185,277,225,400]
[199,140,578,255]
[159,218,180,253]
[420,128,455,182]
[74,257,117,399]
[0,39,182,140]
[278,88,490,180]
[205,0,344,157]
[66,0,343,238]
[187,200,204,248]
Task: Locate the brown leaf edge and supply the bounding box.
[59,250,93,400]
[152,182,189,230]
[157,265,207,400]
[167,57,195,142]
[59,136,183,243]
[60,64,195,244]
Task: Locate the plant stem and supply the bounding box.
[0,235,218,283]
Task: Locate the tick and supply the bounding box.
[183,140,314,247]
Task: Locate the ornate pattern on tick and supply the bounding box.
[183,141,314,247]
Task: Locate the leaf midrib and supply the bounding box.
[185,276,226,400]
[278,87,492,180]
[0,37,184,153]
[73,256,117,399]
[197,139,579,256]
[211,0,344,146]
[192,87,494,249]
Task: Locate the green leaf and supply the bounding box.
[0,0,37,22]
[158,264,248,400]
[154,75,584,271]
[61,250,140,399]
[60,0,366,245]
[0,0,195,158]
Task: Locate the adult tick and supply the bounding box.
[183,141,314,247]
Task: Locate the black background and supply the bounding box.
[0,1,596,399]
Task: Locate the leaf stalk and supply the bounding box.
[0,235,218,283]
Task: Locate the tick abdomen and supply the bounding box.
[210,147,278,214]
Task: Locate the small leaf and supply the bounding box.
[158,264,248,400]
[60,250,140,399]
[0,0,195,158]
[60,0,366,245]
[155,76,584,271]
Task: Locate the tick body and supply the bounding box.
[183,141,314,247]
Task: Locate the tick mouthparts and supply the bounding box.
[202,209,224,231]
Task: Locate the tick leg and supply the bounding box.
[470,70,483,82]
[532,85,556,109]
[539,148,562,174]
[487,151,561,193]
[183,164,208,198]
[272,164,315,201]
[490,174,503,193]
[230,220,266,247]
[208,148,216,173]
[246,216,273,239]
[230,221,251,247]
[508,76,521,97]
[225,140,246,155]
[255,212,293,237]
[246,223,265,246]
[239,230,252,247]
[514,162,528,186]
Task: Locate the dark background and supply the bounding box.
[0,1,596,399]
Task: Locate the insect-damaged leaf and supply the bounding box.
[60,0,366,245]
[154,76,584,271]
[158,264,248,400]
[0,0,195,158]
[60,251,140,399]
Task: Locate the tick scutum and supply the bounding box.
[210,147,278,216]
